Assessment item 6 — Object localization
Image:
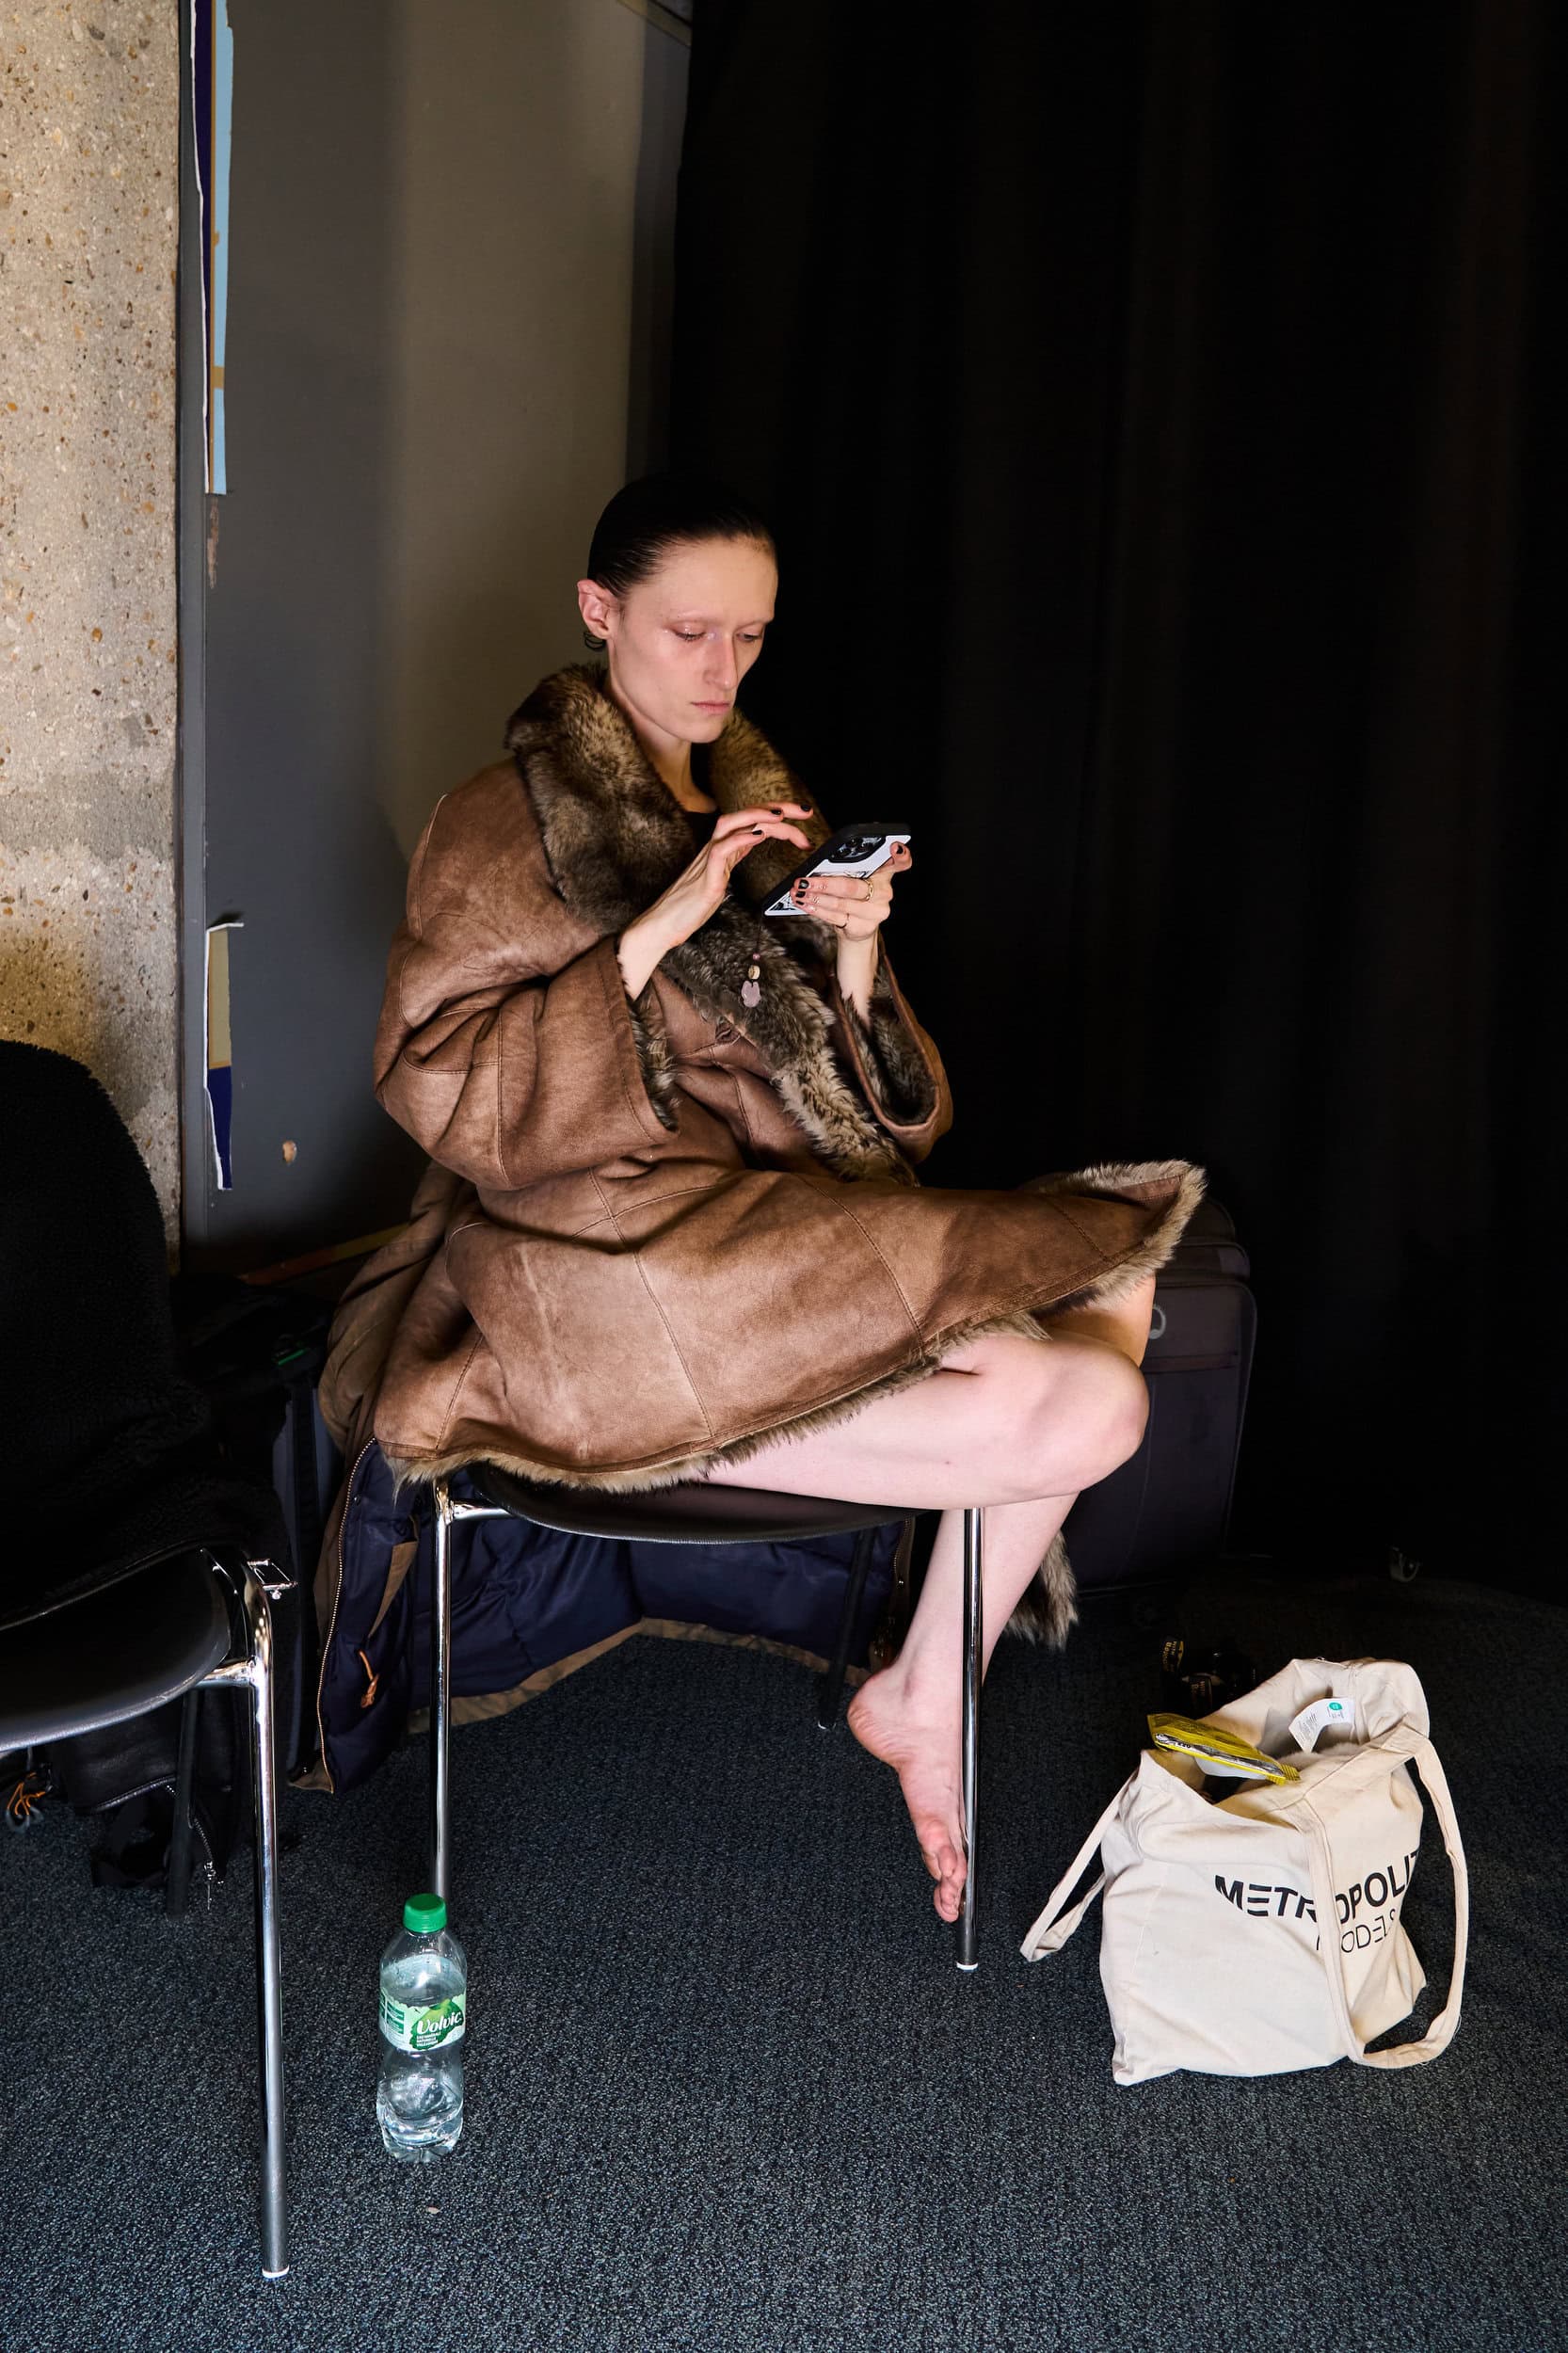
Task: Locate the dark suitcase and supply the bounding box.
[1061,1194,1256,1596]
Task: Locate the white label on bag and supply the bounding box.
[1289,1695,1356,1753]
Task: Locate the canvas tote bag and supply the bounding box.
[1021,1658,1468,2085]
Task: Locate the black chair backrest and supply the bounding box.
[0,1043,277,1629]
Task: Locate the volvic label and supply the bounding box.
[379,1989,467,2052]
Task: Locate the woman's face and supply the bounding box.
[579,535,777,746]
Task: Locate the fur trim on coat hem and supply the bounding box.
[378,1153,1204,1653]
[1005,1527,1079,1649]
[1017,1158,1207,1309]
[379,1301,1053,1500]
[379,1303,1070,1642]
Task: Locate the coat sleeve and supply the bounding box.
[827,941,953,1164]
[373,782,678,1192]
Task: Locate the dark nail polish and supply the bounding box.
[752,824,764,834]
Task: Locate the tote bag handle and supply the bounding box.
[1019,1789,1124,1960]
[1301,1732,1469,2070]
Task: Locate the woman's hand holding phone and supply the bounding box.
[787,836,913,1021]
[790,839,913,942]
[616,803,813,998]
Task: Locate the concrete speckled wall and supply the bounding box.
[0,0,686,1259]
[0,1,180,1235]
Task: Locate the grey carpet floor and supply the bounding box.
[8,1563,1565,2353]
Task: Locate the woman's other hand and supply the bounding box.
[617,804,813,996]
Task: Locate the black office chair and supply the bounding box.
[1,1042,293,2278]
[0,1550,290,2274]
[426,1468,987,1968]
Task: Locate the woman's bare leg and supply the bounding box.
[847,1490,1080,1918]
[702,1321,1149,1513]
[704,1275,1160,1919]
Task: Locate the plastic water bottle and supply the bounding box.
[376,1892,467,2161]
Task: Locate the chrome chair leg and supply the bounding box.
[431,1479,454,1904]
[956,1505,983,1972]
[425,1488,507,1913]
[165,1686,201,1920]
[201,1560,289,2279]
[246,1574,288,2280]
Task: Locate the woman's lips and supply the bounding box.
[695,699,731,710]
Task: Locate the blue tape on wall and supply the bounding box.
[191,0,234,493]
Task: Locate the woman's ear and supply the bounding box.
[576,579,615,643]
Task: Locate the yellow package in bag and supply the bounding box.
[1146,1713,1301,1783]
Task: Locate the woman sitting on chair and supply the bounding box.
[348,472,1203,1927]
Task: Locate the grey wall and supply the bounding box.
[183,0,690,1265]
[2,1,181,1240]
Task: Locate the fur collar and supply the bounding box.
[504,662,914,1182]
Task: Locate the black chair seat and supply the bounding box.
[0,1550,231,1750]
[472,1460,904,1546]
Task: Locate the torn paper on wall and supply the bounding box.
[204,918,243,1188]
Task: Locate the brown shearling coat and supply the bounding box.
[323,662,1206,1635]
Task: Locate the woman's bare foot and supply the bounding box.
[847,1668,967,1923]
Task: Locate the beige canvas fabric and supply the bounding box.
[1021,1658,1468,2085]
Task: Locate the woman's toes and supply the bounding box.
[915,1820,967,1920]
[848,1669,968,1920]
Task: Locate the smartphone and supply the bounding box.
[761,821,912,918]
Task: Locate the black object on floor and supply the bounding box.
[9,1561,1565,2353]
[1063,1193,1257,1602]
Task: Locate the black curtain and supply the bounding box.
[669,2,1566,1593]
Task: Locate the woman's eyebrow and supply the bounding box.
[665,613,774,626]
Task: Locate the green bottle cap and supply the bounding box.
[403,1892,448,1934]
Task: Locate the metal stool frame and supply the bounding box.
[427,1479,985,1969]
